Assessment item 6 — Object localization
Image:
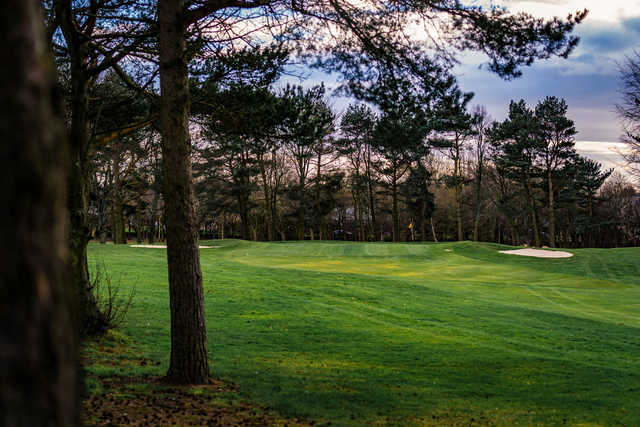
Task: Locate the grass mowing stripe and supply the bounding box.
[89,241,640,426]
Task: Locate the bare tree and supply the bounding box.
[617,51,640,181]
[471,106,492,242]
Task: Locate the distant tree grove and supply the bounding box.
[89,78,640,248]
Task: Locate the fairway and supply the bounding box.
[88,241,640,426]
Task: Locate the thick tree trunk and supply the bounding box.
[0,2,79,423]
[159,0,209,384]
[68,84,107,335]
[54,0,108,336]
[547,170,556,248]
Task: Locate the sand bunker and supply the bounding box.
[499,248,573,258]
[130,245,220,249]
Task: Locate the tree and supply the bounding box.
[617,51,640,181]
[401,163,435,241]
[153,0,587,383]
[490,100,543,246]
[191,47,289,241]
[563,156,612,246]
[337,104,379,241]
[48,0,155,335]
[431,89,475,241]
[535,96,577,247]
[0,0,78,423]
[280,85,334,240]
[373,91,430,242]
[470,106,492,242]
[596,173,638,247]
[158,0,209,384]
[199,84,282,240]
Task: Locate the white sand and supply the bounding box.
[130,245,220,249]
[499,248,573,258]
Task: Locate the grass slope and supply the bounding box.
[88,241,640,426]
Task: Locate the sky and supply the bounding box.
[287,0,640,175]
[454,0,640,173]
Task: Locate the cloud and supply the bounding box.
[503,0,640,23]
[575,140,630,173]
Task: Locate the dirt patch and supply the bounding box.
[83,377,311,426]
[82,332,312,426]
[499,248,573,258]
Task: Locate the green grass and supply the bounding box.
[88,240,640,426]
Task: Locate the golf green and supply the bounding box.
[88,240,640,426]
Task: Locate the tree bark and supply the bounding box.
[111,185,126,244]
[525,178,542,247]
[159,0,209,384]
[453,144,464,241]
[0,1,79,423]
[391,169,399,242]
[258,156,274,241]
[56,0,108,336]
[430,217,438,242]
[136,195,144,244]
[297,174,306,241]
[547,169,556,248]
[366,147,377,241]
[472,156,484,242]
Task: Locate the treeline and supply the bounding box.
[88,74,640,248]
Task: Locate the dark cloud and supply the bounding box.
[578,17,640,53]
[457,64,621,141]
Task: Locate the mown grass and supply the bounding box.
[87,240,640,426]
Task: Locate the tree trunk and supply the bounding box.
[0,2,79,422]
[68,68,108,335]
[297,176,306,241]
[258,157,274,241]
[112,193,126,244]
[430,217,438,242]
[358,199,366,242]
[392,171,399,242]
[472,159,483,242]
[525,178,542,247]
[238,201,249,240]
[159,0,209,384]
[547,169,556,248]
[149,195,158,244]
[136,195,144,244]
[55,0,108,336]
[367,151,377,241]
[270,151,280,240]
[454,151,464,241]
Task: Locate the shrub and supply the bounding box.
[89,262,135,330]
